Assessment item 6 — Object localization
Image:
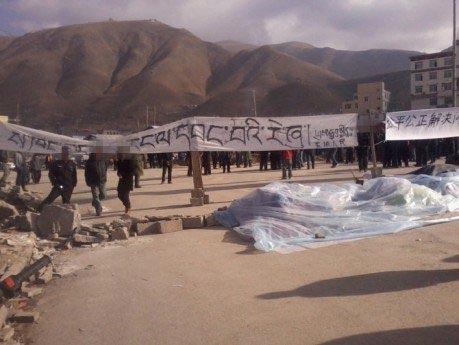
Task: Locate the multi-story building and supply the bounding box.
[342,81,390,130]
[410,41,459,109]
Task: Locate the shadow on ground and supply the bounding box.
[320,325,459,345]
[443,255,459,263]
[258,269,459,299]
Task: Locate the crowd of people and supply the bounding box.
[0,136,456,217]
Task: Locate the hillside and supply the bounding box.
[0,20,230,129]
[0,21,414,130]
[270,42,420,79]
[0,36,14,51]
[215,40,257,54]
[193,46,344,116]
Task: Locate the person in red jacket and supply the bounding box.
[281,150,293,180]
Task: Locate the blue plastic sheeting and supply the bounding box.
[215,173,459,253]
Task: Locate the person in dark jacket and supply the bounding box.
[259,151,268,171]
[39,146,77,210]
[220,152,232,173]
[202,152,211,175]
[85,152,107,216]
[159,152,173,184]
[211,152,219,169]
[186,152,193,177]
[303,149,315,170]
[116,152,134,214]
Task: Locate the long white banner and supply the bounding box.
[0,122,95,154]
[386,108,459,140]
[0,113,358,154]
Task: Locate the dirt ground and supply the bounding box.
[17,162,459,344]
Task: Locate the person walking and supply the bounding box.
[281,150,293,180]
[330,148,339,168]
[159,152,173,184]
[116,152,134,215]
[242,151,252,168]
[30,154,42,184]
[39,146,77,210]
[211,152,219,169]
[0,150,10,187]
[85,152,107,216]
[14,151,29,191]
[186,152,193,177]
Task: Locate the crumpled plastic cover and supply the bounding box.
[215,173,459,253]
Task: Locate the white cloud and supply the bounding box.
[1,0,455,52]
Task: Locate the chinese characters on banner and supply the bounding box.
[386,108,459,140]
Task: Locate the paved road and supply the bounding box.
[21,162,459,344]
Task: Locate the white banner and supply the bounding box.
[0,114,358,154]
[122,114,358,153]
[0,122,95,154]
[386,108,459,141]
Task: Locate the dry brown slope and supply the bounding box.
[271,42,420,79]
[194,46,344,116]
[0,20,230,129]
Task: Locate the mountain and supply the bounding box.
[0,20,415,130]
[0,20,230,129]
[215,40,257,54]
[0,36,14,51]
[193,46,344,116]
[270,42,420,79]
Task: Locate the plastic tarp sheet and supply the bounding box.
[215,173,459,253]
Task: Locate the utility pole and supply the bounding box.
[146,105,149,127]
[453,0,457,107]
[153,106,157,126]
[251,89,257,117]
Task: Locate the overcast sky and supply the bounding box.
[0,0,455,52]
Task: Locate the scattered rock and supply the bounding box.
[73,233,100,245]
[0,200,19,221]
[111,227,130,241]
[36,204,81,238]
[0,326,14,342]
[181,216,204,229]
[0,305,8,327]
[314,233,326,239]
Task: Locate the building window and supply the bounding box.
[445,57,454,66]
[430,96,438,106]
[414,61,423,70]
[364,96,369,102]
[344,104,352,109]
[445,96,453,105]
[444,70,453,78]
[415,73,423,81]
[429,71,437,80]
[429,84,437,92]
[415,86,423,93]
[442,82,452,91]
[429,60,437,68]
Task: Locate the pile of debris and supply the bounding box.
[0,231,55,344]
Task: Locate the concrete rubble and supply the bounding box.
[0,182,221,344]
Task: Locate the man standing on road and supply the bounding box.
[116,152,134,215]
[85,151,107,216]
[14,151,29,192]
[39,146,77,210]
[0,150,10,186]
[281,150,293,180]
[159,152,173,184]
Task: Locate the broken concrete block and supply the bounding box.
[0,305,8,327]
[203,194,210,204]
[190,197,204,207]
[151,218,183,234]
[21,286,43,298]
[92,222,111,230]
[112,218,132,230]
[15,211,39,232]
[0,326,14,342]
[36,204,81,238]
[111,227,129,241]
[37,266,53,284]
[94,232,110,240]
[181,216,204,229]
[204,214,219,227]
[73,233,100,244]
[9,311,40,323]
[0,200,19,221]
[136,222,156,236]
